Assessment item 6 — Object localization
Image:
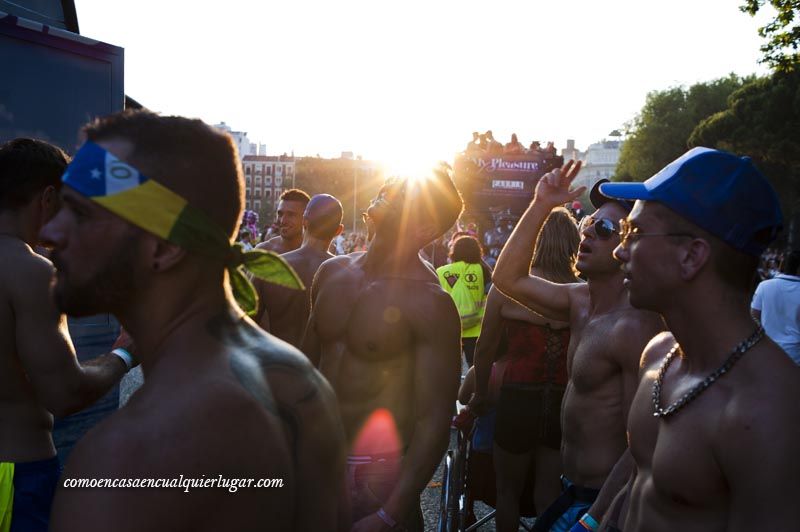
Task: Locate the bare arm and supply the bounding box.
[301,266,327,366]
[13,258,127,417]
[586,448,634,526]
[723,359,800,531]
[381,290,462,524]
[493,161,584,322]
[470,287,505,409]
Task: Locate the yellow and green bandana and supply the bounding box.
[62,141,303,316]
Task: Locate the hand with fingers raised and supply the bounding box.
[533,159,586,209]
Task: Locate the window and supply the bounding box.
[245,201,251,209]
[254,200,261,210]
[253,189,261,198]
[276,177,283,187]
[265,176,272,185]
[265,189,272,198]
[245,166,251,175]
[266,166,272,176]
[245,188,251,197]
[245,176,251,185]
[255,177,262,185]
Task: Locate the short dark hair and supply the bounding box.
[0,138,69,211]
[82,110,243,241]
[450,235,482,264]
[280,188,310,205]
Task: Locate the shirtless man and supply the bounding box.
[492,163,664,532]
[304,168,464,531]
[0,138,133,532]
[257,188,310,253]
[254,193,343,348]
[601,147,798,531]
[40,111,345,531]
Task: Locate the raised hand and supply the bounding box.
[533,160,585,209]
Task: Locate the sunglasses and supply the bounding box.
[618,219,695,246]
[580,216,619,240]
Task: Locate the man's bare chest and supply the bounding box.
[315,277,417,361]
[567,315,621,389]
[628,373,727,504]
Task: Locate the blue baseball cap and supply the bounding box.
[599,147,782,257]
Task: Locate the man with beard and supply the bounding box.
[601,148,797,531]
[257,189,310,254]
[492,163,664,532]
[304,168,464,531]
[254,193,344,348]
[40,111,345,532]
[0,138,133,532]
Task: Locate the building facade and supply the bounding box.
[242,155,296,217]
[571,139,623,191]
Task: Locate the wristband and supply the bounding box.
[112,348,133,371]
[376,507,398,528]
[577,512,599,531]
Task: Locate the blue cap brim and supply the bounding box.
[598,181,654,201]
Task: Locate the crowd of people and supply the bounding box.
[0,109,797,532]
[465,131,559,158]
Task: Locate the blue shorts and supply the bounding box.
[532,476,600,532]
[1,456,61,532]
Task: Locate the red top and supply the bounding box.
[501,320,569,387]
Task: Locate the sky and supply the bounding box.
[73,0,774,176]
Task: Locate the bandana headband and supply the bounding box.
[62,141,304,316]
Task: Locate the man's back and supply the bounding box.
[51,316,299,531]
[0,237,62,461]
[256,246,333,348]
[752,274,800,363]
[625,332,800,532]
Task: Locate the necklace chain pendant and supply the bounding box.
[652,327,765,419]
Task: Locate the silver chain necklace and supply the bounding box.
[652,326,765,418]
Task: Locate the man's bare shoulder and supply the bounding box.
[256,237,282,252]
[112,377,291,470]
[608,308,665,353]
[714,341,800,478]
[0,240,53,281]
[638,331,675,372]
[316,253,363,280]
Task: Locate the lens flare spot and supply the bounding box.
[383,306,402,323]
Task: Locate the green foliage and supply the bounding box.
[615,74,751,181]
[690,69,800,241]
[740,0,800,72]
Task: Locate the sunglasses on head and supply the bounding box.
[580,216,619,240]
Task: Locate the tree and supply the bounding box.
[615,75,752,181]
[740,0,800,72]
[689,69,800,247]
